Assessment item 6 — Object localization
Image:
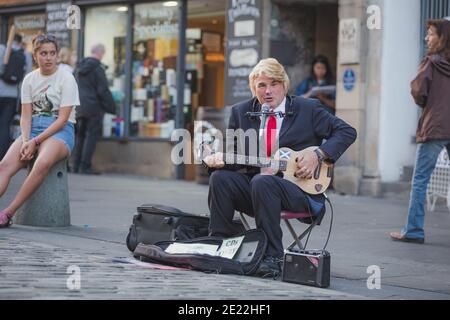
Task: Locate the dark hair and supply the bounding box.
[13,34,22,43]
[427,19,450,61]
[310,54,334,84]
[32,34,59,54]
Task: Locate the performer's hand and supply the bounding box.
[203,152,225,169]
[295,150,319,179]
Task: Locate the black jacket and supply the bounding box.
[75,57,115,117]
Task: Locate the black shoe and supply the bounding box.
[80,167,101,175]
[255,256,282,279]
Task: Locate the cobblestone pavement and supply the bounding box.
[0,236,365,300]
[2,173,450,300]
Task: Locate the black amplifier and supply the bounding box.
[282,250,330,288]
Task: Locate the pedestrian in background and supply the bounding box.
[72,43,115,175]
[0,33,32,161]
[58,47,74,74]
[0,34,79,228]
[295,54,336,115]
[390,19,450,244]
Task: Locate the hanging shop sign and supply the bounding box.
[134,5,178,40]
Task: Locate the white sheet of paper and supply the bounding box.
[310,85,336,96]
[216,236,245,259]
[165,243,219,256]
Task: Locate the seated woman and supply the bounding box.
[295,55,336,115]
[0,34,79,227]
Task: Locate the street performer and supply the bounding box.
[203,58,357,278]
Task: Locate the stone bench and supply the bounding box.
[15,159,70,227]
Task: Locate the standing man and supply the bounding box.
[204,58,357,278]
[72,43,115,174]
[0,33,32,160]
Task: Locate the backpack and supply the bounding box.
[1,49,26,84]
[133,229,268,275]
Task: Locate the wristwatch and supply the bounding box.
[314,148,326,162]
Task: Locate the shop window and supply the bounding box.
[84,5,128,138]
[131,1,180,139]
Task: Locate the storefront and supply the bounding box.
[74,0,226,179]
[3,0,448,195]
[2,0,346,186]
[0,0,340,181]
[78,0,227,138]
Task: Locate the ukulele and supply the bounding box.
[201,145,333,195]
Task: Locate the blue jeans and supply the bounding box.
[402,140,450,239]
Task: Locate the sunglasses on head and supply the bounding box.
[33,34,57,44]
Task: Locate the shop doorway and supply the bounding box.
[270,0,339,96]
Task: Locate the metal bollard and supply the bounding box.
[15,159,70,227]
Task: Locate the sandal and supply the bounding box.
[0,211,13,228]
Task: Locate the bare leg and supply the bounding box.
[0,139,28,198]
[2,138,69,215]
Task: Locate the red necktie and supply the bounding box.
[266,115,277,157]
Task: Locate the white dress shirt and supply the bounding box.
[259,97,286,140]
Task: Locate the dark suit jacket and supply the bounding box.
[223,95,356,172]
[208,96,357,214]
[217,95,357,207]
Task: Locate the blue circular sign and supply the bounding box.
[343,69,356,92]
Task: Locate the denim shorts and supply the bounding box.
[18,116,75,154]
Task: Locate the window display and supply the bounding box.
[84,5,127,138]
[131,2,180,138]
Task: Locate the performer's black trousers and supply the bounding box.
[208,170,311,258]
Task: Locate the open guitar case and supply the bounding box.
[133,229,268,275]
